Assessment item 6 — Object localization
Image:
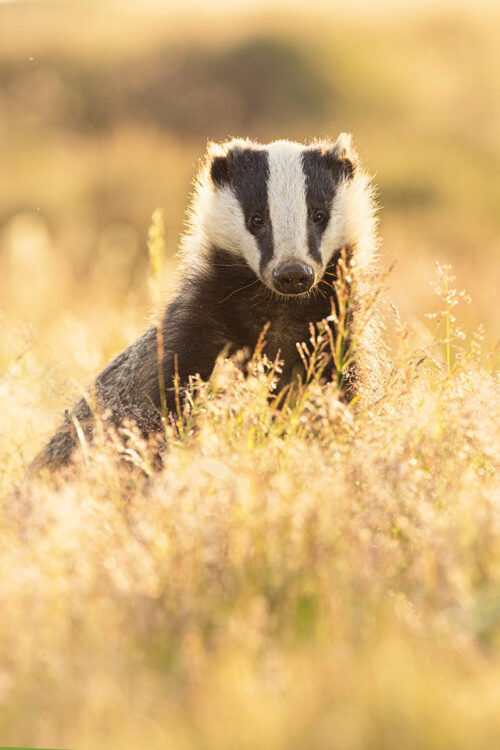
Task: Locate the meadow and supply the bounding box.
[0,1,499,747]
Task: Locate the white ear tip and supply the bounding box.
[207,141,225,160]
[334,132,353,158]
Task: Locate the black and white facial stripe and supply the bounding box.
[207,137,357,294]
[212,147,273,273]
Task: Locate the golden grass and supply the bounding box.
[1,240,499,747]
[0,3,499,746]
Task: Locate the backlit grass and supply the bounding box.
[0,249,499,748]
[0,3,499,747]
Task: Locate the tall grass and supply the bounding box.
[0,4,498,746]
[0,252,498,748]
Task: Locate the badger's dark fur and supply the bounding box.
[31,135,383,472]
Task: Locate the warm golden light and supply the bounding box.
[0,1,499,747]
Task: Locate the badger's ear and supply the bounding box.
[210,155,231,187]
[325,132,358,182]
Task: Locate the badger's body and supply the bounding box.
[32,135,382,472]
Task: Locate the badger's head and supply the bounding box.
[186,135,377,295]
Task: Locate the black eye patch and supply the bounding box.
[301,149,337,209]
[217,147,274,272]
[301,149,342,263]
[229,148,269,214]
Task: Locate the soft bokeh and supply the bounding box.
[0,1,499,747]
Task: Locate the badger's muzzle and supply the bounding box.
[272,261,315,295]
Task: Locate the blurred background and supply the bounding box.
[0,0,498,424]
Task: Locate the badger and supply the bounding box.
[31,134,382,472]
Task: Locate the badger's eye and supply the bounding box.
[249,213,264,229]
[312,210,327,225]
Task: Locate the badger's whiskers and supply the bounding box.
[217,278,261,304]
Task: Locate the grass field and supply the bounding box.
[0,2,499,747]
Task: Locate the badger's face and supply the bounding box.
[204,137,357,295]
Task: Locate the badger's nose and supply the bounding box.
[272,261,315,295]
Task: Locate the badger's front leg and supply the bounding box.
[30,295,227,473]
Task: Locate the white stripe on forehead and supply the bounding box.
[267,141,308,264]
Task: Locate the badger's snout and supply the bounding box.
[272,261,315,295]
